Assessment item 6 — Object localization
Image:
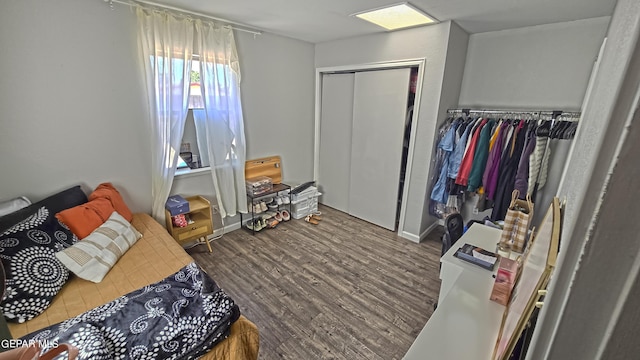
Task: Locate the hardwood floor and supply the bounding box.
[189,205,444,359]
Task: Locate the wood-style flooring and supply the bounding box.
[188,205,443,360]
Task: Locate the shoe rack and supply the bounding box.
[242,183,292,235]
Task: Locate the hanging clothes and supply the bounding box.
[428,117,457,218]
[430,119,460,203]
[473,120,503,212]
[483,121,510,201]
[491,120,528,221]
[513,125,537,198]
[429,118,455,186]
[488,121,502,150]
[456,118,488,186]
[467,118,496,192]
[447,119,474,179]
[430,109,579,221]
[528,122,551,195]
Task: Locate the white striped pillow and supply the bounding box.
[55,211,141,283]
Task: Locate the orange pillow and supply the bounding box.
[89,183,133,222]
[55,198,115,239]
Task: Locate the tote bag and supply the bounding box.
[499,190,534,253]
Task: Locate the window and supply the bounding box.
[178,58,240,173]
[188,60,203,109]
[178,59,209,171]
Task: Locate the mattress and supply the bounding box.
[8,213,259,360]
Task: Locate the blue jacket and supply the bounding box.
[430,120,459,203]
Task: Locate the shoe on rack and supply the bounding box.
[276,196,283,206]
[260,201,268,212]
[274,211,283,222]
[255,203,263,214]
[282,196,290,204]
[280,209,291,221]
[245,219,256,231]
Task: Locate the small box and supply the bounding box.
[490,257,519,306]
[245,176,273,196]
[454,243,498,271]
[165,195,190,216]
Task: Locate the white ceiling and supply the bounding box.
[153,0,617,43]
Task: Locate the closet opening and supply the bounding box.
[396,66,419,230]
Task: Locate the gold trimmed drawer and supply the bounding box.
[176,225,210,242]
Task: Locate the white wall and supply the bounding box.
[0,0,150,211]
[315,21,469,239]
[236,31,315,184]
[0,0,315,224]
[459,16,610,109]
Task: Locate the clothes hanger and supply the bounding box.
[536,115,552,137]
[556,120,571,139]
[568,122,578,139]
[565,115,579,139]
[561,120,572,139]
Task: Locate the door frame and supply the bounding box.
[314,58,426,238]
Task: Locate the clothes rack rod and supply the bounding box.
[103,0,263,36]
[447,109,581,118]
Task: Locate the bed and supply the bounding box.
[6,213,259,359]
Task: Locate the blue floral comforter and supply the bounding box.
[22,262,240,359]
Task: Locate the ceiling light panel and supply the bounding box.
[354,3,437,31]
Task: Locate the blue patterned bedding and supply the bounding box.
[22,262,240,359]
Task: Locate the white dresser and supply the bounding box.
[404,224,506,360]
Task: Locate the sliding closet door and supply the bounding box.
[318,73,355,212]
[349,68,410,230]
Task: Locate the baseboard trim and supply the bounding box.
[208,220,241,239]
[224,221,242,233]
[422,221,441,241]
[402,221,442,243]
[401,231,421,243]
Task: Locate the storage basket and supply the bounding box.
[291,186,318,202]
[291,187,321,220]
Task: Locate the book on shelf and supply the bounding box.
[454,243,498,270]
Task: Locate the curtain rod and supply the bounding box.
[103,0,263,37]
[447,108,581,119]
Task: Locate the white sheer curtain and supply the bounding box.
[137,8,194,221]
[195,20,247,218]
